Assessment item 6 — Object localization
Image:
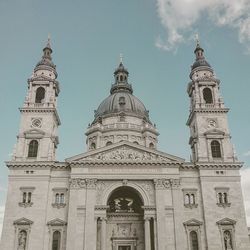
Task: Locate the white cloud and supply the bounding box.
[243,150,250,157]
[156,0,250,51]
[0,206,5,239]
[241,167,250,226]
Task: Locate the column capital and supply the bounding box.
[144,217,151,221]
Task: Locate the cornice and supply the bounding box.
[181,162,243,170]
[6,161,68,169]
[19,108,61,126]
[68,160,181,167]
[186,108,229,126]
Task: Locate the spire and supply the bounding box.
[33,36,57,78]
[191,35,212,72]
[42,35,53,60]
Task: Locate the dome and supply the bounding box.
[94,91,149,121]
[36,58,56,69]
[192,58,211,70]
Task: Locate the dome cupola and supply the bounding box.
[85,59,158,151]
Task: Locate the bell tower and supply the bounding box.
[186,39,236,163]
[12,37,60,161]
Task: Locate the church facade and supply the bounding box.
[0,39,250,250]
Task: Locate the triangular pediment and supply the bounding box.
[216,218,236,225]
[47,218,67,226]
[183,218,203,226]
[13,217,33,225]
[66,141,184,164]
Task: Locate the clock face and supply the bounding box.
[208,119,216,128]
[31,118,42,128]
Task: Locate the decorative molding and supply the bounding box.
[84,146,169,162]
[216,218,236,226]
[13,218,33,226]
[47,218,67,226]
[154,178,180,189]
[184,204,198,209]
[95,205,109,211]
[216,203,231,208]
[52,203,66,209]
[69,178,97,189]
[18,202,33,208]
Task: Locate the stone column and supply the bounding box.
[101,217,107,250]
[144,217,151,250]
[83,179,97,250]
[154,179,169,250]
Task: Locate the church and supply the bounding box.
[0,38,250,250]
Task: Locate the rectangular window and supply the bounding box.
[19,187,35,207]
[52,188,68,208]
[215,187,230,207]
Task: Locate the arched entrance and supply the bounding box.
[101,186,145,250]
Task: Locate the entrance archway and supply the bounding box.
[98,186,145,250]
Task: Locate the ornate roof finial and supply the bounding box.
[195,33,200,47]
[119,53,123,64]
[47,33,51,48]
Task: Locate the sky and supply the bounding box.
[0,0,250,237]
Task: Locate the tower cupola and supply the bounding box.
[111,58,133,94]
[34,36,57,79]
[191,39,212,73]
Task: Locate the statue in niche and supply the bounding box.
[224,230,232,250]
[18,230,27,250]
[112,197,134,212]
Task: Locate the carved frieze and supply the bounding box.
[154,178,180,189]
[69,178,97,189]
[85,146,168,162]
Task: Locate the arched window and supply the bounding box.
[190,231,199,250]
[149,143,154,149]
[203,88,213,104]
[35,87,45,103]
[185,194,190,205]
[22,192,27,203]
[119,96,125,105]
[27,192,32,203]
[90,142,96,150]
[55,193,60,204]
[106,141,112,146]
[120,75,123,81]
[190,194,195,205]
[28,140,39,158]
[52,231,61,250]
[218,193,223,204]
[133,141,139,145]
[60,193,64,204]
[211,140,222,158]
[223,193,228,204]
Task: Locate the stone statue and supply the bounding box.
[18,230,27,250]
[224,231,232,250]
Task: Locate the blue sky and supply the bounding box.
[1,0,250,236]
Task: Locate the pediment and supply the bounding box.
[183,218,203,226]
[66,141,184,164]
[47,218,67,226]
[13,217,33,225]
[216,218,236,225]
[24,129,45,139]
